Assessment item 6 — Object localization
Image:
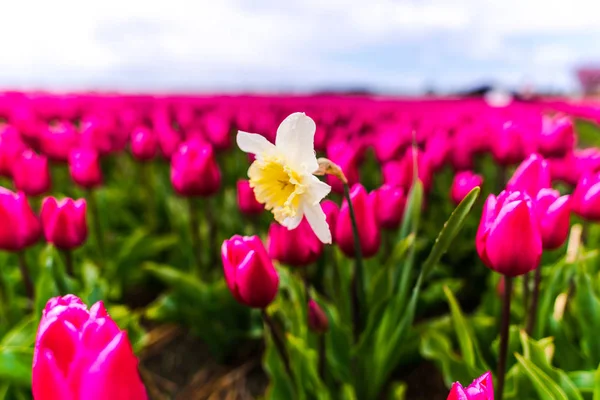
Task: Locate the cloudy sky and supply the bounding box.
[1,0,599,93]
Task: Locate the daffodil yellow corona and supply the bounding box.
[236,112,332,244]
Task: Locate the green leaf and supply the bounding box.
[0,317,35,348]
[594,363,600,400]
[515,353,570,400]
[0,347,33,387]
[388,382,407,400]
[575,269,600,363]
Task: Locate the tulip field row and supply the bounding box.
[1,92,600,399]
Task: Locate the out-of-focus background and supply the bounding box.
[2,0,600,96]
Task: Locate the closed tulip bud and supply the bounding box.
[41,197,87,250]
[130,127,157,161]
[40,121,80,162]
[492,121,531,165]
[171,139,221,197]
[321,200,339,238]
[336,184,381,258]
[383,147,432,192]
[451,171,483,205]
[13,150,51,196]
[32,295,148,400]
[572,172,600,221]
[538,115,575,158]
[68,149,102,189]
[268,218,323,266]
[79,116,114,156]
[506,153,551,197]
[476,190,542,277]
[157,126,181,160]
[222,235,279,308]
[0,125,27,177]
[202,113,232,151]
[425,132,450,171]
[548,153,579,186]
[237,179,263,216]
[307,299,329,334]
[374,184,406,230]
[447,371,494,400]
[535,189,571,250]
[0,188,41,251]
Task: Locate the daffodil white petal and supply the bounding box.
[275,112,319,172]
[237,131,276,156]
[282,213,303,230]
[303,203,331,244]
[307,176,332,204]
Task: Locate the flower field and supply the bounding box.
[1,92,600,399]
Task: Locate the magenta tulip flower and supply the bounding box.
[374,184,406,230]
[236,179,263,216]
[506,153,551,197]
[535,189,571,250]
[0,188,41,251]
[447,371,494,400]
[308,299,329,334]
[130,126,158,162]
[13,149,51,196]
[451,171,483,205]
[572,172,600,221]
[171,139,221,197]
[268,218,323,267]
[41,197,87,250]
[68,148,102,189]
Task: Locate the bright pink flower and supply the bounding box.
[451,171,483,205]
[41,197,87,250]
[130,127,157,162]
[476,190,542,277]
[268,218,323,266]
[0,188,41,251]
[68,149,102,189]
[40,122,80,162]
[321,200,339,237]
[171,139,221,197]
[307,299,329,334]
[491,121,530,165]
[535,189,571,250]
[506,153,551,197]
[374,184,406,230]
[383,147,432,192]
[32,295,148,400]
[236,179,263,216]
[0,125,27,177]
[572,172,600,221]
[538,114,575,158]
[202,113,232,151]
[221,235,279,308]
[326,142,361,194]
[447,371,494,400]
[13,150,51,196]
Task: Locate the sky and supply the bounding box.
[1,0,599,94]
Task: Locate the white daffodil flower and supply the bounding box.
[236,112,332,244]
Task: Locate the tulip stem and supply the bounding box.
[261,310,295,386]
[497,275,513,400]
[343,183,366,339]
[319,334,327,383]
[17,252,34,301]
[526,267,542,336]
[63,250,74,277]
[188,198,202,274]
[523,272,530,310]
[141,162,157,230]
[87,189,105,264]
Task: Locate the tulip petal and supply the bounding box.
[235,250,279,308]
[236,131,276,156]
[446,382,469,400]
[33,350,74,400]
[275,112,319,173]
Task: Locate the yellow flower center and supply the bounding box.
[248,156,305,223]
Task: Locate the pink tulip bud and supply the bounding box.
[373,184,406,230]
[335,184,381,258]
[321,200,339,238]
[68,149,102,189]
[447,371,494,400]
[547,153,579,186]
[451,171,483,205]
[491,121,530,165]
[425,131,450,172]
[268,218,323,266]
[79,116,114,156]
[40,121,80,162]
[535,189,571,250]
[202,113,232,151]
[506,153,551,197]
[476,190,542,277]
[236,179,263,216]
[171,139,221,197]
[13,150,51,196]
[538,115,575,158]
[383,147,432,192]
[0,125,27,177]
[221,235,279,308]
[157,126,181,160]
[32,295,148,400]
[572,172,600,221]
[130,127,157,161]
[0,188,41,251]
[41,197,87,250]
[307,299,329,334]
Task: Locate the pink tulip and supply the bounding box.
[221,235,279,308]
[326,142,361,194]
[535,189,571,250]
[383,147,432,192]
[374,184,406,230]
[268,218,323,266]
[335,184,381,258]
[0,125,27,177]
[236,179,263,216]
[0,188,41,251]
[13,149,51,196]
[307,299,329,334]
[130,127,157,161]
[321,200,340,237]
[476,190,542,277]
[451,171,483,205]
[202,113,232,151]
[491,121,530,165]
[41,197,87,250]
[157,126,181,160]
[572,172,600,221]
[68,149,102,189]
[40,121,80,162]
[32,295,148,400]
[171,139,221,197]
[447,371,494,400]
[506,153,551,197]
[538,114,575,158]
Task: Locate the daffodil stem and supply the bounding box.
[17,252,34,301]
[343,182,366,340]
[497,275,513,400]
[261,310,295,386]
[87,189,105,264]
[188,198,202,275]
[526,267,542,336]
